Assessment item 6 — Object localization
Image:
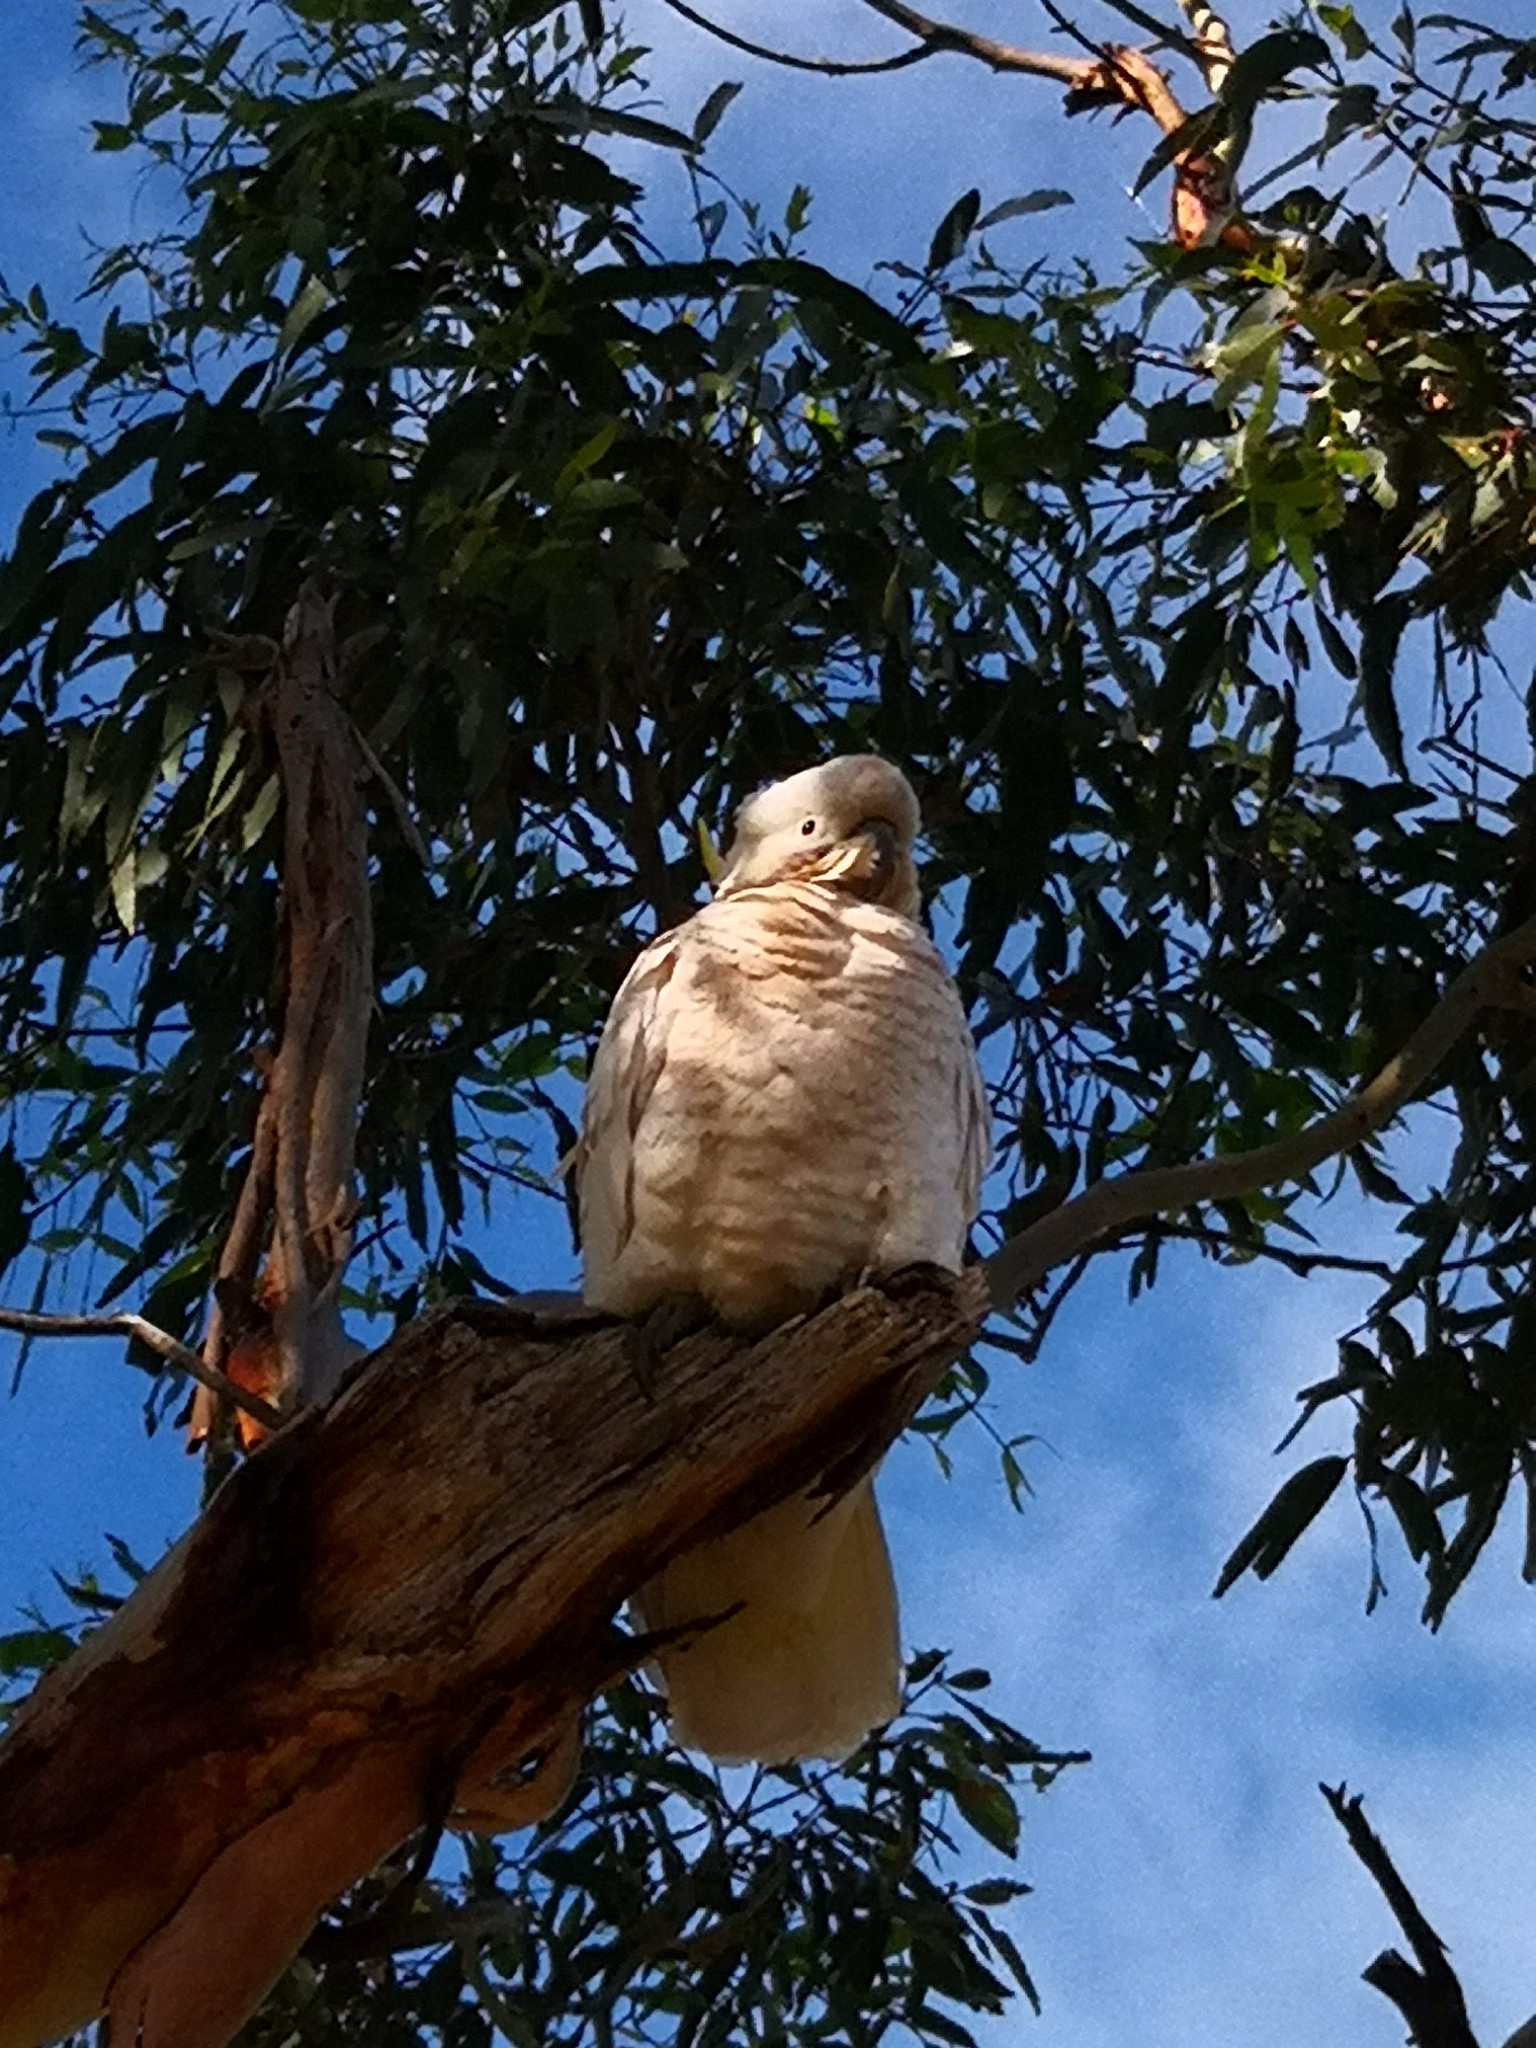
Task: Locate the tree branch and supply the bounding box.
[853,0,1102,85]
[1090,0,1210,64]
[1142,1223,1396,1283]
[985,908,1536,1309]
[0,1304,284,1434]
[0,1268,986,2048]
[304,1889,524,1965]
[854,0,1245,246]
[654,0,938,74]
[661,0,1239,246]
[1322,1783,1481,2048]
[262,584,372,1406]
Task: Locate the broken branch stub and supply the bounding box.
[0,1267,986,2048]
[1322,1784,1482,2048]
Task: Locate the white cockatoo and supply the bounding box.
[574,756,988,1763]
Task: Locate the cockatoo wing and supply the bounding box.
[572,929,683,1305]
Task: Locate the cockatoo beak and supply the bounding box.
[843,816,898,901]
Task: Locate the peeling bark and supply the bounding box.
[0,1268,986,2048]
[191,584,372,1448]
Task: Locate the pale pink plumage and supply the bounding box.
[576,758,987,1763]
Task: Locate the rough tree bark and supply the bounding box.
[0,1269,986,2048]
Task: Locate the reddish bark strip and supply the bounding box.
[191,583,372,1449]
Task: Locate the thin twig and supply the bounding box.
[0,1304,285,1434]
[305,1892,524,1965]
[353,721,429,863]
[1095,0,1210,64]
[986,907,1536,1309]
[1151,1222,1396,1282]
[986,1251,1092,1365]
[655,0,936,73]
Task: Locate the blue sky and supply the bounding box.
[4,5,1536,2046]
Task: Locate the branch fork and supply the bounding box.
[660,0,1248,246]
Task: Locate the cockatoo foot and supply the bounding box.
[626,1292,711,1395]
[855,1258,953,1298]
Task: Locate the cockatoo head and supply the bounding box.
[714,756,922,918]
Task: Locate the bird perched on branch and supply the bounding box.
[574,756,988,1764]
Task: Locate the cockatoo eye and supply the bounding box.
[800,817,818,837]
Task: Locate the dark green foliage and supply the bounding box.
[1213,1456,1349,1597]
[260,1662,1075,2048]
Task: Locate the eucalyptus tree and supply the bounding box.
[1,0,1535,2042]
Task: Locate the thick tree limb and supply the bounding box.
[985,907,1536,1310]
[1322,1783,1481,2048]
[262,585,371,1401]
[0,1267,985,2048]
[0,1305,283,1433]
